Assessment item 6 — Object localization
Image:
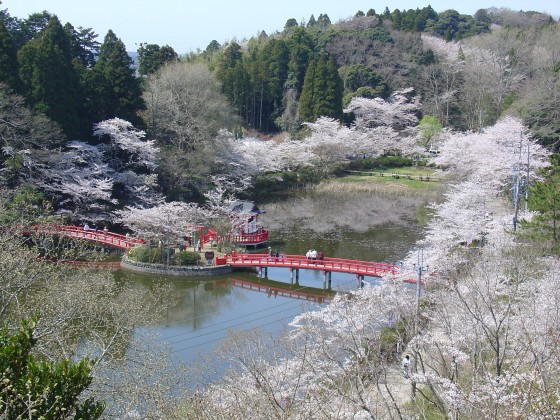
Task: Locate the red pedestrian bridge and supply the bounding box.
[224,252,401,287]
[24,224,144,249]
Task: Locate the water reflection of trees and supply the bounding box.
[261,193,427,233]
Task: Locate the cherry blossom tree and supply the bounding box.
[189,282,417,419]
[30,118,162,223]
[345,88,421,131]
[114,201,201,245]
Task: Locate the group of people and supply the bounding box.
[305,249,324,261]
[268,247,280,259]
[83,223,108,234]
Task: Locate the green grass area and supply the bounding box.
[315,166,443,197]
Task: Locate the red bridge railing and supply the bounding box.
[227,253,399,277]
[25,224,145,249]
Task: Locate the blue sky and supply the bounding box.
[3,1,559,54]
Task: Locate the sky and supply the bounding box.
[3,0,559,55]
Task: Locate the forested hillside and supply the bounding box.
[1,4,558,221]
[3,3,560,418]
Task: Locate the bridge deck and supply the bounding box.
[26,225,144,249]
[228,253,399,278]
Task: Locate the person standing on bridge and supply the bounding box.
[103,226,108,234]
[83,223,90,232]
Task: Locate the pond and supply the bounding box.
[119,191,429,378]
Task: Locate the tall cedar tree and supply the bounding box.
[216,42,250,125]
[298,53,343,123]
[89,30,145,128]
[298,58,316,123]
[286,27,315,93]
[0,17,21,93]
[17,16,84,139]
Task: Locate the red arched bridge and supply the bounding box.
[24,225,145,249]
[25,225,417,288]
[222,252,401,288]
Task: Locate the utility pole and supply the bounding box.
[411,248,428,400]
[511,131,530,231]
[166,213,170,267]
[525,142,530,212]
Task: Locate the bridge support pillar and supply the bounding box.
[323,271,331,290]
[357,274,365,288]
[262,267,268,278]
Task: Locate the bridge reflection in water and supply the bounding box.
[226,277,335,304]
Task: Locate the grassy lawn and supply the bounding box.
[315,166,443,196]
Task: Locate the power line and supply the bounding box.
[160,276,359,344]
[168,303,304,346]
[171,313,304,354]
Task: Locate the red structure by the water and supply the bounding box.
[226,252,400,278]
[25,225,144,249]
[26,225,421,283]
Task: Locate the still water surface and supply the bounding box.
[120,192,428,372]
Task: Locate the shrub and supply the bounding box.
[281,171,298,186]
[174,250,201,266]
[128,246,157,263]
[378,321,407,359]
[297,167,321,184]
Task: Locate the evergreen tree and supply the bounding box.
[137,43,177,76]
[299,54,343,123]
[324,54,344,120]
[298,58,316,122]
[286,27,315,93]
[317,14,331,29]
[17,15,84,138]
[521,154,560,251]
[0,16,21,92]
[89,30,145,126]
[307,14,317,28]
[63,23,99,68]
[216,42,250,125]
[311,53,329,118]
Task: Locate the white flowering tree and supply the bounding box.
[345,88,421,131]
[31,118,162,223]
[191,282,416,418]
[114,201,201,245]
